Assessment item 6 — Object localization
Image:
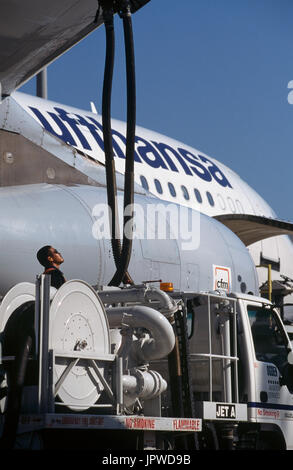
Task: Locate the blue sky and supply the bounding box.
[20,0,293,221]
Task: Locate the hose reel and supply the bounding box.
[0,279,111,412]
[49,280,111,409]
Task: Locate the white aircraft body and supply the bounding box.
[4,90,293,314]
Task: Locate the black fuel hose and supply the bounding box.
[101,0,135,286]
[101,3,123,272]
[109,0,135,286]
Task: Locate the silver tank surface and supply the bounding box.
[0,183,259,296]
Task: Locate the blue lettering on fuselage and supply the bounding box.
[177,148,212,181]
[136,136,168,169]
[30,107,78,146]
[29,106,233,189]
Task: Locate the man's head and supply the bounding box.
[37,245,64,268]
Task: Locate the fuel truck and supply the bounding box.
[0,185,293,450]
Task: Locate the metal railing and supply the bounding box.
[191,293,239,403]
[170,291,240,404]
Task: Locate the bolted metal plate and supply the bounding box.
[49,280,110,410]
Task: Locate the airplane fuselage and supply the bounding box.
[0,92,292,314]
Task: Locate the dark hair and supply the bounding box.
[37,245,52,267]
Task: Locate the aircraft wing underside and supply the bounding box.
[214,214,293,246]
[0,0,104,96]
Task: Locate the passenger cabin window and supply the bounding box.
[194,188,202,203]
[168,182,176,197]
[236,199,244,213]
[140,175,149,191]
[217,194,226,210]
[248,306,288,373]
[206,191,215,207]
[181,185,190,200]
[154,178,163,194]
[227,197,236,213]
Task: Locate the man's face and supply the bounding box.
[48,247,64,266]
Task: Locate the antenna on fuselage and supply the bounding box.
[36,68,48,99]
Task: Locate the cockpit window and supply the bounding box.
[248,306,289,372]
[168,182,176,197]
[154,178,163,194]
[181,185,190,200]
[140,175,149,191]
[194,188,202,203]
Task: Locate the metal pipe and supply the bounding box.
[122,370,167,400]
[99,286,178,318]
[268,264,272,302]
[105,305,175,361]
[222,315,232,403]
[144,288,178,317]
[38,274,50,412]
[208,294,212,401]
[115,356,124,413]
